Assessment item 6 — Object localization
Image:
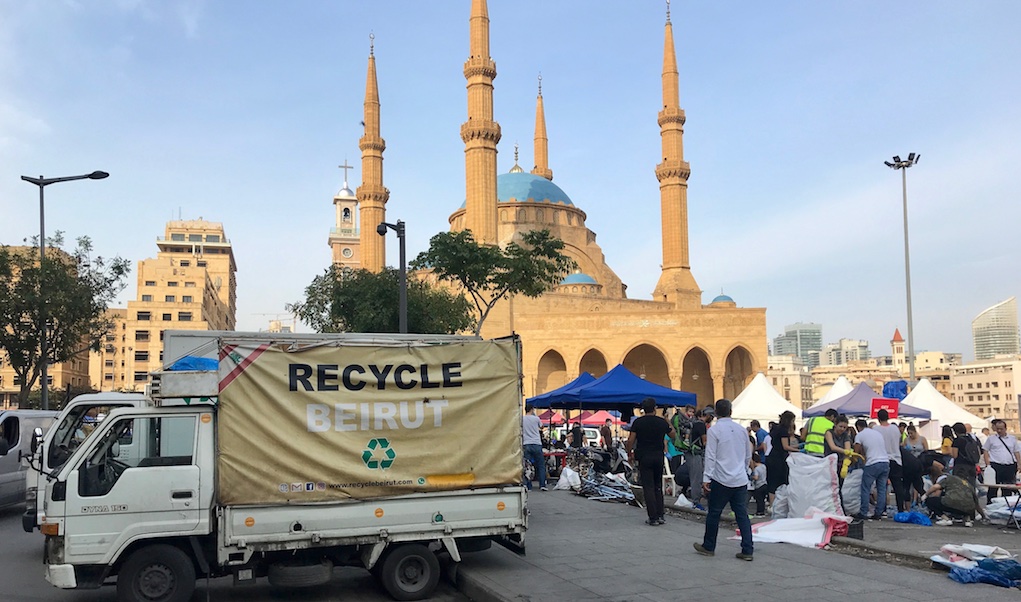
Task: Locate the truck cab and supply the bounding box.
[23,393,148,532]
[0,409,58,510]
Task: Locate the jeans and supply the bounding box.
[638,454,665,521]
[522,444,546,490]
[702,480,753,555]
[860,461,890,517]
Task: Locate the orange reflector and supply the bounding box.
[496,502,506,511]
[424,473,476,487]
[244,517,255,527]
[374,508,384,518]
[201,414,212,423]
[41,522,59,536]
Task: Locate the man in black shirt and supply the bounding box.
[569,422,586,448]
[686,407,714,508]
[626,398,673,525]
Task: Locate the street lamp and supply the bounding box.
[376,220,407,334]
[20,171,109,410]
[884,154,919,385]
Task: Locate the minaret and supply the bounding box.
[653,1,700,307]
[357,34,389,272]
[461,0,501,245]
[531,74,553,181]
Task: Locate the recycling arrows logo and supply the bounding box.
[362,438,396,470]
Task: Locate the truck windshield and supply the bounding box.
[48,405,129,469]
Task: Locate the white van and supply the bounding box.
[0,409,58,508]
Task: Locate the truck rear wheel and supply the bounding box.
[378,543,440,601]
[116,544,196,602]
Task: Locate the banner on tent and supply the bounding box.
[870,398,899,419]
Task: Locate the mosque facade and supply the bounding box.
[329,1,767,406]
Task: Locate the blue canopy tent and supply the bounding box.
[527,364,697,411]
[527,372,596,408]
[802,382,931,419]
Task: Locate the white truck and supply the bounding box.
[41,332,527,602]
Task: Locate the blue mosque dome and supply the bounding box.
[460,172,574,209]
[711,293,734,304]
[560,272,597,285]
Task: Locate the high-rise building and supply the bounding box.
[89,220,237,391]
[772,323,823,368]
[972,297,1019,360]
[766,355,813,410]
[821,338,870,366]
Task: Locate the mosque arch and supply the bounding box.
[723,345,754,400]
[622,343,670,388]
[579,348,608,378]
[517,208,527,222]
[536,349,568,395]
[681,346,714,408]
[535,208,545,222]
[500,209,507,221]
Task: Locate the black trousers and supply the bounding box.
[988,462,1018,503]
[750,486,767,515]
[888,461,907,511]
[638,454,665,521]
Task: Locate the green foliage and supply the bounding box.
[410,229,575,335]
[289,265,474,334]
[0,233,130,406]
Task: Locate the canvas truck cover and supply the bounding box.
[216,337,523,504]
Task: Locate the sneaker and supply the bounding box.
[692,543,714,557]
[645,518,660,526]
[851,513,867,521]
[964,520,974,527]
[693,504,706,511]
[735,552,754,561]
[656,517,666,525]
[540,486,548,491]
[935,518,953,526]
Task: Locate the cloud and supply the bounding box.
[177,0,204,39]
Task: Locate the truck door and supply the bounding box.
[0,414,21,506]
[61,414,202,565]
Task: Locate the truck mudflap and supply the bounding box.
[494,532,525,556]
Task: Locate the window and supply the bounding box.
[206,234,220,242]
[144,281,156,287]
[133,371,148,382]
[1,416,19,451]
[105,335,115,342]
[179,260,190,267]
[137,311,151,321]
[167,281,178,287]
[135,331,150,342]
[162,313,172,321]
[178,312,193,322]
[184,281,196,287]
[196,260,207,268]
[104,373,113,381]
[170,233,185,241]
[104,360,114,368]
[78,415,196,497]
[165,295,176,303]
[182,295,193,303]
[141,294,153,302]
[188,234,202,242]
[134,351,149,362]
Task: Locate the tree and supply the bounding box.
[289,266,474,334]
[411,229,575,335]
[0,234,130,406]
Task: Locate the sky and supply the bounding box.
[1,1,1019,361]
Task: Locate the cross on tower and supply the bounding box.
[338,160,353,184]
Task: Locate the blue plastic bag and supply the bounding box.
[949,567,1020,588]
[892,511,932,526]
[168,356,218,371]
[977,558,1021,580]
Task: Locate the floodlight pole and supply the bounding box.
[377,220,407,334]
[885,155,919,385]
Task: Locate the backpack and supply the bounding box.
[941,475,976,514]
[960,437,981,466]
[671,413,692,451]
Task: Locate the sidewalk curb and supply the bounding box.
[449,550,516,602]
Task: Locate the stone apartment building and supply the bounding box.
[950,356,1020,433]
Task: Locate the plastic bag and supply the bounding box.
[977,558,1021,580]
[772,485,790,519]
[949,567,1020,588]
[787,454,841,516]
[841,469,862,516]
[674,494,694,509]
[893,511,932,526]
[554,466,581,491]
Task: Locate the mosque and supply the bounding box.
[327,1,767,406]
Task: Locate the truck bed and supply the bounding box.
[221,486,527,552]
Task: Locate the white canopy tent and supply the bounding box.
[732,372,803,424]
[903,377,987,434]
[806,375,853,411]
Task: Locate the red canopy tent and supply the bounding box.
[537,410,565,424]
[580,410,621,426]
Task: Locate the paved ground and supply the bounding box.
[456,489,1020,601]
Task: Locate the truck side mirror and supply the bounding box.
[30,427,43,455]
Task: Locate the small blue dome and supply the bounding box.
[459,172,574,209]
[711,294,734,304]
[561,273,597,285]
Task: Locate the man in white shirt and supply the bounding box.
[874,409,907,512]
[853,418,890,520]
[521,405,547,491]
[693,399,753,561]
[984,419,1020,504]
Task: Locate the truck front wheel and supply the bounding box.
[378,543,440,601]
[116,544,196,602]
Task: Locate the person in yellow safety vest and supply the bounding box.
[804,409,839,457]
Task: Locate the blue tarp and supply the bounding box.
[167,356,218,372]
[883,380,908,401]
[527,364,697,410]
[803,382,931,419]
[527,372,596,406]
